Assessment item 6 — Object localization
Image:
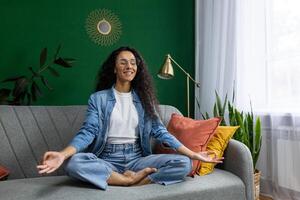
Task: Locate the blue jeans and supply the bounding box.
[65,142,192,190]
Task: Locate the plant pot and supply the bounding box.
[254,169,261,200]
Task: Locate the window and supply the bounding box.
[236,0,300,113]
[267,0,300,111]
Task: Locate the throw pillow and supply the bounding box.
[199,126,239,176]
[155,113,221,176]
[0,165,9,180]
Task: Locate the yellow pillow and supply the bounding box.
[199,126,239,176]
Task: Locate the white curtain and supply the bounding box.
[195,0,300,199]
[258,113,300,199]
[195,0,236,119]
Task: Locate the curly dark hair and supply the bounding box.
[95,46,159,119]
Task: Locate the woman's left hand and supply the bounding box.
[177,145,224,164]
[192,151,224,164]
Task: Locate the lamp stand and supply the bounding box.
[169,56,198,118]
[158,54,200,118]
[187,75,190,117]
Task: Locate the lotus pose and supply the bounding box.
[37,46,223,190]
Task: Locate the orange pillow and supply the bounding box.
[155,113,221,175]
[0,165,9,180]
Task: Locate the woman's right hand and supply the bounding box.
[37,151,65,174]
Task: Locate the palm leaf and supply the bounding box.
[40,48,47,67]
[54,57,72,68]
[0,88,11,103]
[2,76,25,83]
[30,81,42,101]
[48,67,60,77]
[54,44,61,59]
[40,76,53,90]
[12,78,28,97]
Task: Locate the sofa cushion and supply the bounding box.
[0,169,246,200]
[155,114,221,175]
[199,126,239,176]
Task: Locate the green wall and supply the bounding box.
[0,0,194,116]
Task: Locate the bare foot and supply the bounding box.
[123,168,157,186]
[134,176,152,186]
[123,170,136,177]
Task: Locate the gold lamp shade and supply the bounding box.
[157,54,174,79]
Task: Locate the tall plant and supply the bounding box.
[200,91,262,169]
[0,45,75,105]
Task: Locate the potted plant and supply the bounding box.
[199,91,262,200]
[0,45,75,105]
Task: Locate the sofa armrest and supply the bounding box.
[222,139,254,200]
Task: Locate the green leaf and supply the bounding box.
[253,117,262,168]
[220,118,227,126]
[54,44,62,59]
[30,81,42,101]
[26,93,32,105]
[19,90,28,105]
[12,78,29,97]
[247,113,254,152]
[205,112,210,119]
[0,88,11,97]
[63,58,76,64]
[2,76,25,83]
[54,57,72,68]
[235,110,245,143]
[40,48,47,67]
[40,76,53,90]
[254,117,261,150]
[231,81,236,103]
[220,94,228,126]
[0,88,11,103]
[228,102,235,125]
[213,103,218,117]
[31,83,37,102]
[243,115,250,149]
[34,81,42,97]
[48,67,60,77]
[232,87,235,103]
[28,67,39,77]
[222,94,228,117]
[215,91,223,117]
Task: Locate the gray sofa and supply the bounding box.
[0,105,254,200]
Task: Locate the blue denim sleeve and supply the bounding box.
[150,117,182,150]
[69,94,100,152]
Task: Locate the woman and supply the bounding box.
[37,46,223,190]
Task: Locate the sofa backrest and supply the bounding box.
[0,105,181,180]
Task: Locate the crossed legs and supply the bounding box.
[65,153,191,190]
[65,153,156,189]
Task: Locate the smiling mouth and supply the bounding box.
[123,71,134,75]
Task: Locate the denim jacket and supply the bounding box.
[69,87,182,156]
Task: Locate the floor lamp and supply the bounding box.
[157,54,200,117]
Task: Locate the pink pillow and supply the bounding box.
[155,113,221,175]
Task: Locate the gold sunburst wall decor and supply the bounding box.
[85,9,122,46]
